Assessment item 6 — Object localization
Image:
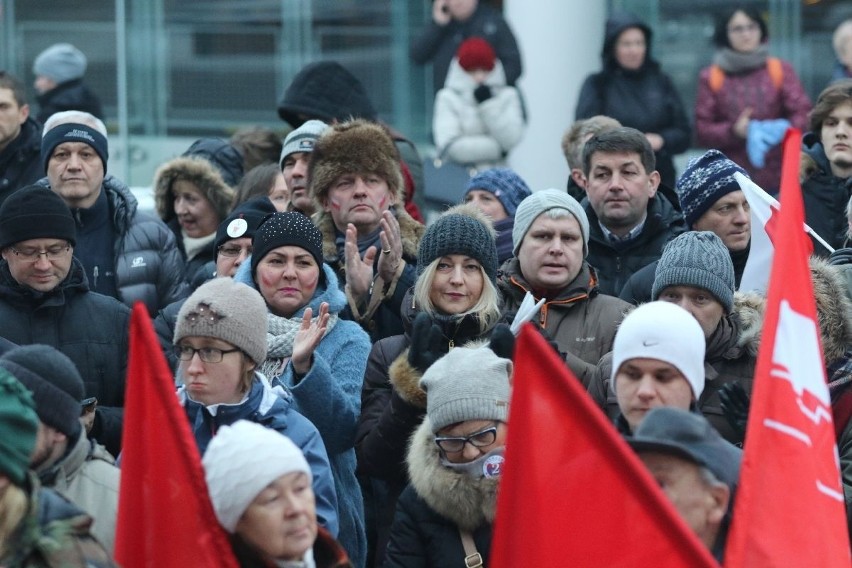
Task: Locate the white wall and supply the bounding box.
[504,0,606,192]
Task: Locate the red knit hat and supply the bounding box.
[457,37,496,72]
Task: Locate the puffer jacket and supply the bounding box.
[180,374,340,538]
[0,258,129,456]
[383,417,497,568]
[0,116,42,204]
[432,59,524,170]
[584,191,687,297]
[498,259,630,387]
[800,132,852,256]
[35,79,104,124]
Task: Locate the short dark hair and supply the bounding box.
[0,72,27,107]
[712,7,768,49]
[232,162,281,209]
[809,79,852,138]
[582,127,656,175]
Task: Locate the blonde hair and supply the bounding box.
[413,257,501,334]
[0,483,28,556]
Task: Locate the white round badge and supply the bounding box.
[226,218,248,238]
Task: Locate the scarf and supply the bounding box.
[182,231,215,261]
[334,225,382,267]
[712,44,769,74]
[259,310,339,380]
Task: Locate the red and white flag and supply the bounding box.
[725,129,851,567]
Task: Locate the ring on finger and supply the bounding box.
[381,248,392,254]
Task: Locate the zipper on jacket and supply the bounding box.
[93,266,99,288]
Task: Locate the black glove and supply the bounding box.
[829,247,852,267]
[489,324,515,360]
[407,313,446,374]
[718,381,750,441]
[473,84,493,104]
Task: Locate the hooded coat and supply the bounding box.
[575,14,691,189]
[383,418,497,568]
[35,79,103,125]
[0,116,42,205]
[800,132,852,256]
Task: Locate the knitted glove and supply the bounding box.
[718,381,750,441]
[489,324,515,360]
[407,312,446,375]
[473,84,493,104]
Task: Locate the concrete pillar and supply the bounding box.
[504,0,606,191]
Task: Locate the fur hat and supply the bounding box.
[457,37,496,72]
[33,43,87,84]
[174,278,268,365]
[153,156,235,226]
[465,168,531,217]
[417,203,498,284]
[512,189,590,257]
[203,420,311,533]
[308,119,403,209]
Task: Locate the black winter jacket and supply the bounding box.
[801,133,852,256]
[0,259,129,455]
[35,79,103,124]
[0,117,42,204]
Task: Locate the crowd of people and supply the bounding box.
[1,1,852,566]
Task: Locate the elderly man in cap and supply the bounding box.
[39,110,187,315]
[497,188,629,386]
[1,344,120,553]
[628,406,742,562]
[0,185,130,456]
[279,119,328,217]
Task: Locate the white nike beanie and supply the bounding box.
[610,301,706,399]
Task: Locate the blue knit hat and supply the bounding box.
[465,168,531,217]
[675,150,748,228]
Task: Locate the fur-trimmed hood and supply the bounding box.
[731,291,765,358]
[153,156,234,224]
[406,417,499,531]
[314,205,424,263]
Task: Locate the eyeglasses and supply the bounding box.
[434,425,498,453]
[8,243,71,262]
[174,345,241,363]
[218,244,252,258]
[728,23,759,35]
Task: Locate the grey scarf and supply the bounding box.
[259,310,339,380]
[712,44,769,74]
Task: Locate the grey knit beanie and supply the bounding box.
[33,43,87,84]
[417,203,498,284]
[174,278,268,365]
[0,345,85,439]
[652,231,735,313]
[676,150,748,228]
[279,120,328,167]
[420,344,512,433]
[512,189,589,257]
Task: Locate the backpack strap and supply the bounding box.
[459,528,484,568]
[766,57,784,90]
[709,64,725,92]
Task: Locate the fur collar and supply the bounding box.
[313,206,424,263]
[153,156,234,223]
[406,417,499,531]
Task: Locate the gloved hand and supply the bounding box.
[407,312,446,375]
[473,84,493,104]
[489,324,515,360]
[747,119,790,168]
[829,247,852,266]
[718,381,750,441]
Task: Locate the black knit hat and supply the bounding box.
[215,197,277,253]
[0,185,76,249]
[251,212,323,279]
[0,345,85,439]
[417,203,498,284]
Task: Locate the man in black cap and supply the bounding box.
[627,406,742,562]
[0,185,129,457]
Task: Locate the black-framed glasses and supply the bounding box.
[9,243,71,262]
[174,345,241,363]
[217,244,252,258]
[434,426,498,453]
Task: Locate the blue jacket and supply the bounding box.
[180,374,340,538]
[237,262,369,568]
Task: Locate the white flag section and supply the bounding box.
[737,172,835,294]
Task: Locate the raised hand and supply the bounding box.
[344,223,376,304]
[291,302,330,376]
[376,210,403,284]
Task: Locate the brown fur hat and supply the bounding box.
[307,119,404,210]
[153,156,235,224]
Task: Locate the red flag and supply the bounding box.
[491,325,719,567]
[115,303,239,567]
[725,129,851,567]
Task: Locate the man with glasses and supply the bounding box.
[39,110,186,316]
[0,185,130,457]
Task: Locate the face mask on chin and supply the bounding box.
[440,446,505,479]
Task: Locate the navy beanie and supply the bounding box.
[465,168,532,217]
[675,150,748,228]
[215,197,277,253]
[251,212,323,279]
[41,123,108,175]
[0,185,77,249]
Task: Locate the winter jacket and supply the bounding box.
[800,133,852,256]
[584,192,687,297]
[315,206,424,343]
[39,433,120,554]
[252,264,370,568]
[35,79,104,125]
[37,175,188,314]
[1,475,116,567]
[410,2,522,92]
[576,14,691,189]
[695,53,811,192]
[0,116,42,204]
[180,374,340,538]
[498,259,630,387]
[433,59,524,171]
[383,418,496,568]
[588,291,763,445]
[0,258,129,456]
[231,526,353,568]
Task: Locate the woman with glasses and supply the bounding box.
[173,276,341,538]
[384,342,511,568]
[695,6,811,193]
[234,211,371,568]
[355,203,503,565]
